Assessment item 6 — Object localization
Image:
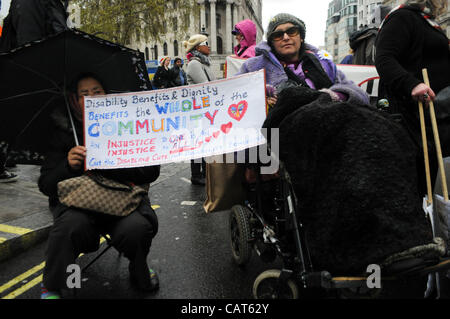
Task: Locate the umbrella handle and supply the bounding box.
[422,68,449,201]
[418,99,433,205]
[64,93,80,147]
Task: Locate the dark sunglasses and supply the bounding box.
[270,26,300,41]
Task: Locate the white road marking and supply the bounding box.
[181,201,196,206]
[180,177,191,184]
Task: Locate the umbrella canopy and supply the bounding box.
[0,28,151,153]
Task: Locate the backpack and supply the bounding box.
[349,27,378,65]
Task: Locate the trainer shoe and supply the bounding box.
[0,170,18,183]
[129,262,159,292]
[40,284,61,299]
[190,176,205,186]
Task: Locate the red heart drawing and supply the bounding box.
[213,131,220,138]
[205,136,212,143]
[228,100,248,121]
[221,122,232,134]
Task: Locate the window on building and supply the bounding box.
[217,36,223,54]
[216,14,221,29]
[173,18,178,31]
[135,29,141,42]
[174,40,179,57]
[154,45,158,59]
[145,47,149,60]
[163,43,168,56]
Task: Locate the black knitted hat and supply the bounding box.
[267,13,306,42]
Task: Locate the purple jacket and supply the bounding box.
[233,19,257,58]
[238,41,369,105]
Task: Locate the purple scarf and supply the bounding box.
[286,62,316,89]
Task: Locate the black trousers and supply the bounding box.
[190,158,206,178]
[43,201,158,291]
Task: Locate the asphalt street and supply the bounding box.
[0,162,281,299]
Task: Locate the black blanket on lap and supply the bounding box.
[262,86,433,275]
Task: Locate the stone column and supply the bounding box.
[197,0,206,33]
[209,0,217,54]
[226,0,233,54]
[233,0,240,47]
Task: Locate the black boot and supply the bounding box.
[129,260,159,292]
[191,160,205,185]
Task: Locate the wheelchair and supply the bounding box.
[229,161,450,299]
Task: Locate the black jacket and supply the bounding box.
[152,66,174,89]
[38,107,160,216]
[170,66,187,87]
[0,0,69,52]
[375,7,450,103]
[375,6,450,193]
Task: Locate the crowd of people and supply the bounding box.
[0,0,449,299]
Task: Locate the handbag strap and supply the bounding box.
[87,172,133,192]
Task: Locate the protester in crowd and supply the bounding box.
[38,73,160,299]
[232,19,257,58]
[348,5,390,66]
[238,13,369,108]
[340,50,354,64]
[170,57,187,87]
[375,0,450,195]
[0,148,18,182]
[0,0,71,182]
[183,34,216,185]
[153,56,173,89]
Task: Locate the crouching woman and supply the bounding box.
[38,73,160,298]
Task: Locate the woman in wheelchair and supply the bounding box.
[229,13,450,299]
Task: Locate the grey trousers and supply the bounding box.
[43,201,158,291]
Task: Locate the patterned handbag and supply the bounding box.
[57,172,148,216]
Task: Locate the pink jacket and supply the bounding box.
[233,19,257,58]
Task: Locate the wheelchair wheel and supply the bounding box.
[230,205,252,266]
[253,269,299,299]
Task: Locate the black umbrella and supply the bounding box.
[0,28,151,154]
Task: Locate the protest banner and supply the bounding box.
[225,55,248,78]
[336,64,379,97]
[83,70,266,170]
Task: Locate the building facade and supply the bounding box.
[131,0,264,79]
[325,0,450,63]
[67,1,263,79]
[325,0,359,64]
[357,0,384,28]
